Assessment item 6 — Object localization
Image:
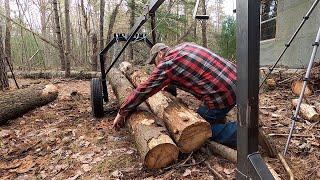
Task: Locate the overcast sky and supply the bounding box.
[223,0,236,16]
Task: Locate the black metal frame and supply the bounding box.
[96,0,274,178]
[99,0,165,102]
[99,33,153,102]
[236,0,274,179]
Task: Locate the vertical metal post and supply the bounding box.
[236,0,273,179]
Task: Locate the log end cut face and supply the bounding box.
[178,121,212,153]
[145,135,179,169]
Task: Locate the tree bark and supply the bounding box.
[128,0,135,60]
[201,0,207,48]
[91,34,98,71]
[0,84,58,124]
[64,0,71,77]
[292,99,320,121]
[107,68,179,169]
[0,24,9,90]
[120,62,212,153]
[4,0,12,66]
[99,0,105,51]
[7,70,101,80]
[52,0,66,70]
[106,0,123,44]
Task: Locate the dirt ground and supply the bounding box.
[0,78,319,179]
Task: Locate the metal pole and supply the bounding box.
[236,0,274,179]
[259,0,320,89]
[284,26,320,155]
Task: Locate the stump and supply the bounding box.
[107,68,178,169]
[0,84,58,124]
[119,62,212,153]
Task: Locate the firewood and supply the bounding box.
[292,99,320,121]
[119,62,212,153]
[315,102,320,114]
[291,80,313,96]
[107,68,179,169]
[0,84,58,124]
[207,141,281,179]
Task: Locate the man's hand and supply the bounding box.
[113,113,126,130]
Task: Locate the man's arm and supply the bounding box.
[118,62,173,117]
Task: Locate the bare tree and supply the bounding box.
[99,0,105,51]
[64,0,71,77]
[52,0,65,70]
[91,34,98,71]
[201,0,207,48]
[128,0,135,60]
[0,24,9,90]
[5,0,12,66]
[106,0,123,43]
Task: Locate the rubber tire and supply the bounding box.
[91,78,104,118]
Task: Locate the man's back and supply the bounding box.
[162,42,237,109]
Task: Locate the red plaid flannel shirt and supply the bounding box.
[119,42,237,116]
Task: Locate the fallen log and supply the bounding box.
[207,141,281,180]
[107,68,179,169]
[0,84,58,124]
[291,80,313,96]
[119,63,212,153]
[315,102,320,114]
[292,99,320,121]
[7,70,101,80]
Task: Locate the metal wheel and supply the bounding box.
[90,78,104,118]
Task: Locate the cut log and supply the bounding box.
[292,99,320,121]
[7,70,101,80]
[207,141,281,180]
[0,84,58,124]
[291,80,313,96]
[119,62,212,153]
[107,68,178,169]
[207,141,236,163]
[315,102,320,114]
[266,78,276,90]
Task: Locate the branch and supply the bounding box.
[0,12,59,49]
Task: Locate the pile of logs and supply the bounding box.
[108,62,212,169]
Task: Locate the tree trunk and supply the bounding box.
[292,99,320,121]
[106,0,123,43]
[128,0,135,60]
[64,0,71,77]
[0,84,58,124]
[201,0,207,48]
[0,24,9,90]
[99,0,105,51]
[39,0,48,68]
[107,68,179,169]
[52,0,65,70]
[120,62,212,153]
[91,34,98,71]
[7,70,101,80]
[80,0,90,65]
[4,0,12,66]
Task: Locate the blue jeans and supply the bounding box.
[197,105,237,147]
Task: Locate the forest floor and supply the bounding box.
[0,77,319,180]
